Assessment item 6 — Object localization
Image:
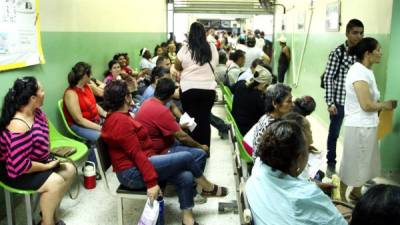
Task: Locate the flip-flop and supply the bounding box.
[201,185,228,197]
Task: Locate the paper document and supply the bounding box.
[179,112,197,132]
[377,110,393,140]
[306,152,323,178]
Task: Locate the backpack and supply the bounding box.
[320,44,346,89]
[223,66,246,88]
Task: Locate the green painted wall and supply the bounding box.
[0,32,166,133]
[273,3,399,172]
[380,0,400,172]
[272,33,389,127]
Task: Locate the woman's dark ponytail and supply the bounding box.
[0,76,38,130]
[68,62,91,87]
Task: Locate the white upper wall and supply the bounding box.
[40,0,167,32]
[274,0,393,34]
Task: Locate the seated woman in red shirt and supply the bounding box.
[63,62,107,163]
[101,80,227,225]
[0,77,75,225]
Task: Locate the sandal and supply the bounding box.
[201,185,228,197]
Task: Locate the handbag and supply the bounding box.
[137,198,160,225]
[51,146,77,157]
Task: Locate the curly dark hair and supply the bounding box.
[256,120,307,174]
[0,76,39,130]
[103,80,130,112]
[293,96,316,116]
[351,184,400,225]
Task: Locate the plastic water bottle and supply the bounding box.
[156,196,164,225]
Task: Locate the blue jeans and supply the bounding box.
[70,124,100,163]
[116,151,204,210]
[168,141,207,173]
[326,104,344,167]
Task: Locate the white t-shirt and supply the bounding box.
[344,62,380,127]
[256,37,265,49]
[243,47,263,70]
[140,58,156,70]
[227,62,241,86]
[151,56,159,64]
[238,68,253,81]
[236,44,248,52]
[177,43,218,92]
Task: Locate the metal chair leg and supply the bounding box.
[117,197,123,225]
[4,189,15,225]
[25,194,34,225]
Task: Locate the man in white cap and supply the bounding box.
[277,36,290,83]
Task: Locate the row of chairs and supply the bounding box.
[0,100,89,225]
[220,83,253,225]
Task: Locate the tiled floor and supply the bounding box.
[0,105,239,225]
[2,103,399,225]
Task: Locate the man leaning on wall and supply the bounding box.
[323,19,364,178]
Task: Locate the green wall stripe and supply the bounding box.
[380,0,400,172]
[0,32,166,132]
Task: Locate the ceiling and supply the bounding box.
[172,0,276,15]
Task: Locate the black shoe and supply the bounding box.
[326,164,336,178]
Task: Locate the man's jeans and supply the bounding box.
[326,104,344,168]
[117,151,204,210]
[168,141,207,173]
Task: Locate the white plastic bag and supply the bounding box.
[137,198,160,225]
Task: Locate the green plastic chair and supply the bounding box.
[57,99,85,141]
[0,180,36,225]
[224,105,253,163]
[48,119,88,162]
[222,85,233,112]
[224,85,233,99]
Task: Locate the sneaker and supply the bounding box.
[194,193,207,204]
[326,166,336,179]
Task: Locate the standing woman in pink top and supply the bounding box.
[0,77,75,225]
[175,22,219,149]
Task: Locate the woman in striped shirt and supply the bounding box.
[0,77,75,225]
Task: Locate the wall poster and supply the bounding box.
[0,0,45,71]
[325,0,341,32]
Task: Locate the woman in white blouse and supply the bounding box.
[174,22,219,149]
[339,37,397,202]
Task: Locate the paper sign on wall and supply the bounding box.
[0,0,45,72]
